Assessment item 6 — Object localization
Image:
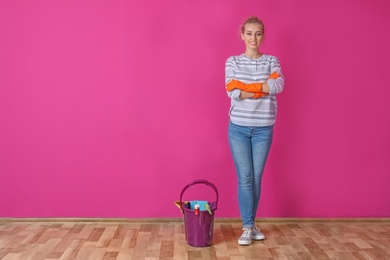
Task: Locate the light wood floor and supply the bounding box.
[1,218,389,260]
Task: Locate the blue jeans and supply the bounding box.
[228,120,273,228]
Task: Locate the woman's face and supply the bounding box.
[241,23,264,51]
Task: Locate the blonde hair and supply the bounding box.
[241,16,265,34]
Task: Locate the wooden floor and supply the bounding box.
[0,219,390,260]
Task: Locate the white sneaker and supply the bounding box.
[252,227,265,240]
[238,228,252,245]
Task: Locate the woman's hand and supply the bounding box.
[261,81,270,93]
[239,91,255,99]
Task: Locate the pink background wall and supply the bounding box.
[1,0,389,218]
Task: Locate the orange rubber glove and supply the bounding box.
[252,72,281,98]
[268,71,281,79]
[253,92,267,99]
[226,79,261,92]
[226,72,281,99]
[226,72,280,92]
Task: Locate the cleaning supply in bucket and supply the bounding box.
[175,179,218,247]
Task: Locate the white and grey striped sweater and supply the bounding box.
[225,54,285,127]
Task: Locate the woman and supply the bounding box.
[225,16,285,246]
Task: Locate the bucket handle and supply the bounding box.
[179,179,219,205]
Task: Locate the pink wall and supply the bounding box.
[1,0,389,218]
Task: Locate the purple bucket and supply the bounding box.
[179,179,218,247]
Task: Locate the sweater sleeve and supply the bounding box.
[267,57,285,96]
[225,57,241,100]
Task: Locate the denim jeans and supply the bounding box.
[228,120,273,228]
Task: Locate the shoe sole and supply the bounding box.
[238,241,252,246]
[252,236,265,241]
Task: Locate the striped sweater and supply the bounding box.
[225,54,285,127]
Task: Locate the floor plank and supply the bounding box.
[0,219,389,259]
